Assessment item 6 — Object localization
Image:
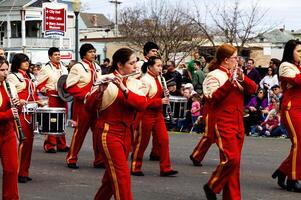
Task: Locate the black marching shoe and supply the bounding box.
[272,169,287,189]
[57,146,70,152]
[67,163,79,169]
[131,171,145,176]
[149,154,160,161]
[160,170,178,177]
[203,184,217,200]
[18,176,28,183]
[286,180,301,192]
[190,155,202,166]
[45,148,56,153]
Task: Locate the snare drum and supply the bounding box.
[33,107,66,136]
[163,96,187,119]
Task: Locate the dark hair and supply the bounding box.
[208,44,236,71]
[143,41,159,56]
[103,58,110,63]
[167,60,175,67]
[248,58,255,64]
[48,47,60,57]
[270,58,281,67]
[111,48,135,71]
[11,53,30,73]
[147,56,161,67]
[80,43,96,59]
[281,39,301,64]
[194,60,201,66]
[0,56,8,68]
[267,66,275,76]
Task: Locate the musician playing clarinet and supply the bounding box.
[7,53,44,183]
[0,56,20,199]
[65,43,103,169]
[131,56,178,177]
[85,48,148,200]
[37,47,69,153]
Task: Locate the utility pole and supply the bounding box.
[109,0,122,36]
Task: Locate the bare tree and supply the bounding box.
[119,0,205,65]
[185,0,275,54]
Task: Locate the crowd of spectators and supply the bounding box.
[162,52,288,139]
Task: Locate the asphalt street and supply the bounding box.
[1,128,300,200]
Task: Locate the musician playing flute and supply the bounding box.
[37,47,69,153]
[7,53,43,183]
[131,56,178,177]
[85,48,148,200]
[65,43,103,169]
[0,56,20,199]
[202,44,257,200]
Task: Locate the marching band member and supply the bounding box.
[0,56,20,199]
[136,41,161,161]
[65,43,103,169]
[37,47,69,153]
[7,54,42,183]
[85,48,148,200]
[272,39,301,192]
[202,44,257,200]
[131,56,178,177]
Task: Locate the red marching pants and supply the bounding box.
[278,103,301,180]
[0,130,19,200]
[207,125,244,200]
[66,98,103,166]
[18,113,34,177]
[190,115,213,163]
[94,123,132,200]
[131,111,172,173]
[43,96,68,151]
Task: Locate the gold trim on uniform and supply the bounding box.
[208,124,228,188]
[285,101,298,180]
[101,123,121,200]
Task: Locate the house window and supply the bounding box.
[11,21,21,38]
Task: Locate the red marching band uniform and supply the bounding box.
[37,61,69,152]
[190,101,214,166]
[0,81,19,199]
[65,59,103,167]
[131,70,176,175]
[85,71,148,200]
[7,70,39,180]
[203,66,256,199]
[276,62,301,181]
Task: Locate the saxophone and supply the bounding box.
[159,73,174,124]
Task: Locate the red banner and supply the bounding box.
[43,3,67,37]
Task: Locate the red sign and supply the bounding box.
[43,2,67,37]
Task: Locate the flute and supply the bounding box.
[5,80,26,143]
[93,71,140,86]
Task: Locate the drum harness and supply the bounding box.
[12,72,38,124]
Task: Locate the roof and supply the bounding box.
[262,29,295,44]
[80,13,113,28]
[0,0,50,11]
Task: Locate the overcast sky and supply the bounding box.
[80,0,301,31]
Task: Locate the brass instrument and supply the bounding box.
[5,80,26,143]
[159,73,174,124]
[93,71,140,86]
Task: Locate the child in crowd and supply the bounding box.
[190,94,203,133]
[255,110,279,136]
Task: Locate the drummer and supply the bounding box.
[7,53,43,183]
[37,47,69,153]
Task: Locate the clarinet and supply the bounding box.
[5,80,26,143]
[159,73,174,124]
